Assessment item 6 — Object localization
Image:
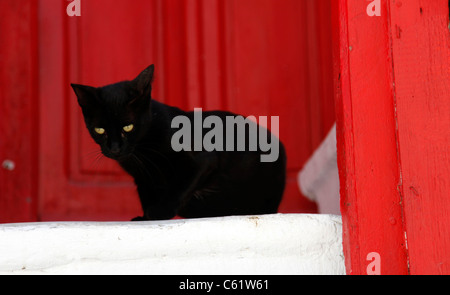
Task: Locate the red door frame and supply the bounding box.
[333,0,450,274]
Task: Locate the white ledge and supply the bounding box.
[0,214,344,275]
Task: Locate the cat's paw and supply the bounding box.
[131,216,147,221]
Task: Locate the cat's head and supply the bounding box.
[71,65,154,161]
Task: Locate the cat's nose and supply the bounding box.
[110,142,121,155]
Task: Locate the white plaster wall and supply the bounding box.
[0,214,344,275]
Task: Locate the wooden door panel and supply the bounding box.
[0,0,38,223]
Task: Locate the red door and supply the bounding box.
[1,0,335,222]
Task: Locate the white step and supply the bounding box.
[0,214,344,275]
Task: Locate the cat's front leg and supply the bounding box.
[131,216,147,221]
[132,182,177,221]
[131,207,176,221]
[132,206,176,221]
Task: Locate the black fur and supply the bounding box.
[71,65,286,220]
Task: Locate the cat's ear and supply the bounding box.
[132,65,154,98]
[71,84,98,108]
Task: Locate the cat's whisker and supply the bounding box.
[81,148,104,170]
[202,188,220,194]
[82,148,103,161]
[90,152,105,171]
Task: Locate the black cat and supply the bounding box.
[71,65,286,220]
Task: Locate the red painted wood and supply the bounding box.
[305,0,336,150]
[332,0,358,273]
[2,0,337,222]
[0,0,38,223]
[335,0,450,275]
[333,0,409,274]
[389,0,450,274]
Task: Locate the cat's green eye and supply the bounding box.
[94,127,105,135]
[123,124,134,133]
